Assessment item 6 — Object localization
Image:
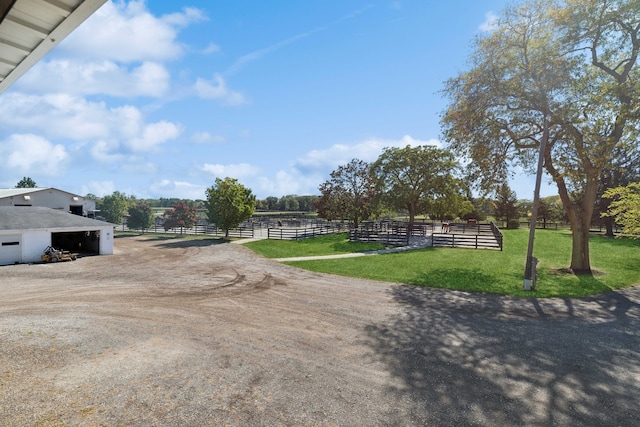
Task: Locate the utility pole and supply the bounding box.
[523,112,550,291]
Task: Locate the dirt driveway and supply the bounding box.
[1,235,639,426]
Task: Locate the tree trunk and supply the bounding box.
[407,200,417,228]
[570,218,591,274]
[604,215,614,237]
[553,171,597,274]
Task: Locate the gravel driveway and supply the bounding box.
[1,235,639,426]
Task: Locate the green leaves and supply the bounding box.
[603,182,640,238]
[205,177,255,237]
[163,201,198,233]
[441,0,640,271]
[316,159,376,227]
[370,145,462,223]
[99,191,129,224]
[127,201,154,232]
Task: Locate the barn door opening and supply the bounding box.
[52,231,100,255]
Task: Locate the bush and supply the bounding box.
[507,219,520,229]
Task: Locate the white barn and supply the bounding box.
[0,206,113,265]
[0,187,96,216]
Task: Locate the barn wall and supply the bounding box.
[99,226,114,255]
[0,189,95,214]
[0,233,22,265]
[22,230,51,263]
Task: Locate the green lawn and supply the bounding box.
[244,232,387,258]
[244,230,640,298]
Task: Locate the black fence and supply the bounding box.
[431,222,503,250]
[267,225,348,240]
[349,220,504,250]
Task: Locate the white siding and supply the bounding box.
[99,226,114,255]
[0,188,95,214]
[0,234,22,265]
[22,230,52,263]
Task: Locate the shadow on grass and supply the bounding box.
[411,267,500,292]
[590,234,640,249]
[327,238,387,254]
[364,285,640,425]
[540,268,614,296]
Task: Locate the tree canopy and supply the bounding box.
[163,201,198,234]
[127,201,154,233]
[441,0,640,273]
[370,145,462,225]
[602,182,640,238]
[205,177,255,237]
[493,183,520,227]
[15,177,36,188]
[316,159,377,227]
[98,191,129,224]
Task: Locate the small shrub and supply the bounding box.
[508,219,520,229]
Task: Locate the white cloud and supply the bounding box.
[14,1,206,98]
[389,2,402,10]
[91,139,126,163]
[0,134,68,175]
[293,134,441,172]
[18,60,170,97]
[251,135,441,198]
[149,180,207,200]
[192,132,225,144]
[201,42,221,54]
[194,74,246,105]
[0,93,183,158]
[0,93,113,140]
[81,181,117,197]
[257,170,324,197]
[201,163,261,178]
[479,12,499,32]
[58,1,205,62]
[127,121,184,152]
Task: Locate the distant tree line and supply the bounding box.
[255,195,318,212]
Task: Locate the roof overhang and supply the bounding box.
[0,0,106,95]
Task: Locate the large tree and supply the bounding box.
[316,159,377,227]
[429,179,474,221]
[493,183,520,227]
[163,202,198,234]
[442,0,640,273]
[99,191,129,225]
[205,177,255,237]
[370,145,461,226]
[127,201,154,233]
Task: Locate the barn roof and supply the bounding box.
[0,206,110,230]
[0,187,44,198]
[0,187,86,199]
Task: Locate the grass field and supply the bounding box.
[243,233,387,258]
[245,230,640,298]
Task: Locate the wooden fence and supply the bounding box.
[349,221,425,246]
[431,222,503,250]
[349,228,410,246]
[267,225,347,240]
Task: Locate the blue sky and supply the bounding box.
[0,0,556,200]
